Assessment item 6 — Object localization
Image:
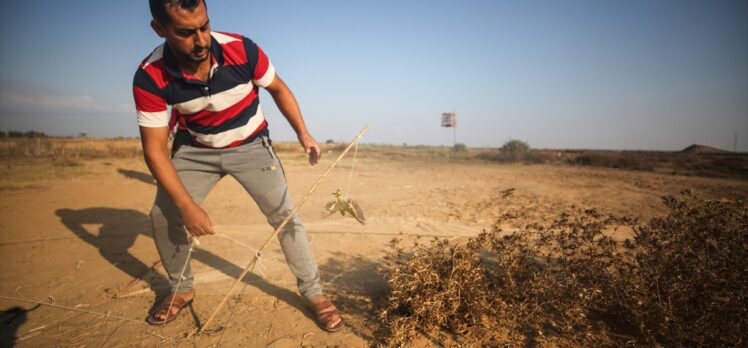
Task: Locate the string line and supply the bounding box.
[344,140,359,199]
[162,238,197,328]
[213,232,260,254]
[0,295,148,326]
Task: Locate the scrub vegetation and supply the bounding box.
[378,191,747,346]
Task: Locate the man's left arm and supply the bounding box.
[264,74,321,165]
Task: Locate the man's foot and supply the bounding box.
[308,296,344,332]
[146,290,195,325]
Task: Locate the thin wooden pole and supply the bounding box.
[114,260,162,298]
[198,124,371,334]
[0,295,148,326]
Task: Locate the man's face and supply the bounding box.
[151,1,211,65]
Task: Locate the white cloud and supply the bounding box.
[0,84,133,114]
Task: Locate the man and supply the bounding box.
[132,0,343,332]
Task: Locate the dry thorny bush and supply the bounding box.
[378,190,747,347]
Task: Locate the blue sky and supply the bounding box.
[1,0,746,151]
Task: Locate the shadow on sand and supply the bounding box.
[116,168,155,186]
[0,306,29,347]
[54,207,315,325]
[318,251,388,343]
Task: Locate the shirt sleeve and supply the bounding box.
[243,37,276,88]
[132,68,169,127]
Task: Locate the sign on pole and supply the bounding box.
[441,112,456,128]
[441,111,457,146]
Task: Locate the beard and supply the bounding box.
[175,45,210,64]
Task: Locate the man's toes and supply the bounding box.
[155,307,174,320]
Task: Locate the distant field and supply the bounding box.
[2,137,746,180]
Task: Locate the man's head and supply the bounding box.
[149,0,211,65]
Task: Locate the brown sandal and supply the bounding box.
[309,296,344,332]
[146,291,194,325]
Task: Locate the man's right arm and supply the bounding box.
[140,126,214,236]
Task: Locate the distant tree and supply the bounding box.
[78,132,88,138]
[501,139,531,161]
[8,131,24,138]
[501,139,530,152]
[325,139,335,144]
[0,131,6,138]
[452,143,468,152]
[23,131,47,138]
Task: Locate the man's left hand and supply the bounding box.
[299,132,321,165]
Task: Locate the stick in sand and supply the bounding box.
[114,260,162,298]
[198,124,371,334]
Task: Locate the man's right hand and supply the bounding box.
[181,201,215,236]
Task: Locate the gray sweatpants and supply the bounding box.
[149,135,322,299]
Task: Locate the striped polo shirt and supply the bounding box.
[133,31,275,148]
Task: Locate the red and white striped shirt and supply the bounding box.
[133,31,275,148]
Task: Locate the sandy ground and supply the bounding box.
[1,150,747,347]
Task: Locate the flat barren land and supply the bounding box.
[1,138,746,347]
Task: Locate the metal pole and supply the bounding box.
[453,108,456,147]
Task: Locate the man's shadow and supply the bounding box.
[55,208,314,323]
[0,306,28,347]
[56,208,163,292]
[116,168,155,186]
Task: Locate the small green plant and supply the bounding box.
[452,143,467,152]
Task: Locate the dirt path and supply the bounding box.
[1,153,746,347]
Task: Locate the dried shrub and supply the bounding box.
[378,192,747,346]
[573,151,653,171]
[624,192,748,346]
[379,238,497,346]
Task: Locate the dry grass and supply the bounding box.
[0,138,143,181]
[2,137,745,183]
[0,137,142,161]
[378,191,747,346]
[477,148,748,179]
[5,138,743,179]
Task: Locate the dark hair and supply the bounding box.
[149,0,205,24]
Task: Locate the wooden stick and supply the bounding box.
[114,260,162,298]
[198,124,371,334]
[0,295,148,326]
[0,235,79,245]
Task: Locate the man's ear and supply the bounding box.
[151,20,166,38]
